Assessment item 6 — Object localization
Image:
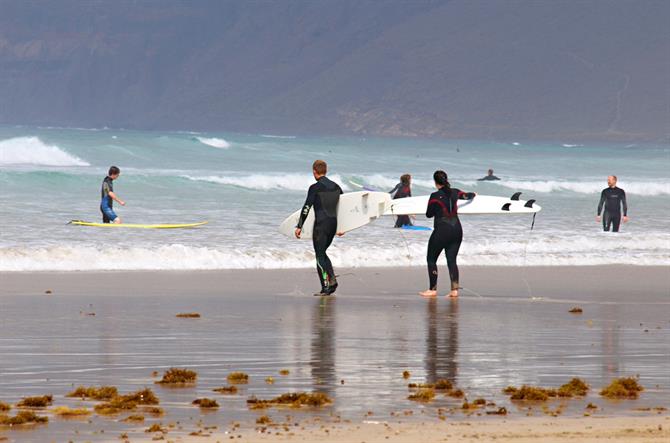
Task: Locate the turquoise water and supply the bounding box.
[0,126,668,270]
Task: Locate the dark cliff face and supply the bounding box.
[0,0,667,141]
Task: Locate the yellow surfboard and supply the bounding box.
[69,220,208,229]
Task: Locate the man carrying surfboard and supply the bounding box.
[100,166,125,224]
[295,160,343,296]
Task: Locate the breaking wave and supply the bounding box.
[196,137,231,149]
[182,173,350,191]
[0,136,90,167]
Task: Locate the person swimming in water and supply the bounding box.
[477,169,500,181]
[419,170,475,298]
[295,160,343,296]
[389,174,413,227]
[100,166,125,224]
[597,175,628,232]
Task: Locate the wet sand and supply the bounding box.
[0,266,668,442]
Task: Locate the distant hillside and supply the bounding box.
[0,0,668,141]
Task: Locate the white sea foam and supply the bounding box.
[196,137,231,149]
[562,144,583,148]
[0,136,90,167]
[182,173,350,191]
[260,134,297,139]
[1,233,667,271]
[494,180,670,196]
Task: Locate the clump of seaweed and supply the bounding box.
[408,388,435,402]
[504,386,551,401]
[94,388,160,415]
[265,377,275,385]
[472,398,487,406]
[586,403,598,410]
[407,383,434,389]
[0,410,48,425]
[0,402,9,412]
[435,379,454,390]
[569,307,583,314]
[486,407,508,415]
[122,415,145,422]
[557,378,589,397]
[51,406,91,417]
[247,392,331,409]
[66,386,118,401]
[256,415,272,424]
[446,389,464,398]
[402,371,410,379]
[193,398,219,409]
[600,377,644,399]
[227,372,249,384]
[156,368,197,385]
[279,369,290,376]
[17,395,53,408]
[213,386,238,395]
[176,312,201,318]
[145,423,165,433]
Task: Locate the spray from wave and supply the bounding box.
[195,137,231,149]
[494,180,670,196]
[0,136,90,167]
[1,233,667,271]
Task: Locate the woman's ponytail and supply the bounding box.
[433,170,450,189]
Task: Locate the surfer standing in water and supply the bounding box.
[420,170,475,298]
[100,166,125,224]
[596,175,628,232]
[295,160,343,296]
[389,174,413,227]
[477,169,500,181]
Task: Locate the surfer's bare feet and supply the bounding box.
[419,289,437,298]
[447,289,459,298]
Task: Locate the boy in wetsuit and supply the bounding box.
[295,160,343,296]
[596,175,628,232]
[100,166,125,223]
[389,174,413,227]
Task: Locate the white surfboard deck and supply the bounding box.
[384,194,541,216]
[279,191,392,239]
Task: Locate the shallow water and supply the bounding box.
[0,274,668,441]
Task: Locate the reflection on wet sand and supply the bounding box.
[311,297,336,394]
[425,299,458,384]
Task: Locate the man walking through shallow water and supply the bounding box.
[597,175,628,232]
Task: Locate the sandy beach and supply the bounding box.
[1,266,668,442]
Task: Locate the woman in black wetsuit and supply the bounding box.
[419,170,475,298]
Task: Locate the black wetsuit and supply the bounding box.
[597,186,627,232]
[425,187,475,291]
[297,176,343,293]
[389,183,412,227]
[477,175,500,181]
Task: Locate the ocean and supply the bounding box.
[0,126,668,271]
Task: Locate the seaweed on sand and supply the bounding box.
[176,313,201,318]
[504,386,551,401]
[0,402,9,412]
[446,389,464,398]
[226,372,249,384]
[486,407,508,415]
[402,371,410,379]
[569,307,583,314]
[0,411,48,425]
[279,369,290,376]
[17,395,53,408]
[122,415,145,422]
[213,386,238,395]
[145,423,166,433]
[94,388,160,415]
[156,368,197,385]
[407,389,435,402]
[557,378,589,397]
[600,377,644,399]
[256,415,272,424]
[193,398,219,409]
[66,386,118,401]
[51,406,90,417]
[247,392,332,409]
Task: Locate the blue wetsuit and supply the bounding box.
[100,176,117,223]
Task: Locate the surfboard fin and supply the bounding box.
[501,203,511,211]
[511,192,522,201]
[524,199,536,208]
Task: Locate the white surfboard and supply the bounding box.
[384,193,541,216]
[279,191,392,239]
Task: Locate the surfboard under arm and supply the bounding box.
[69,220,208,229]
[384,194,541,216]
